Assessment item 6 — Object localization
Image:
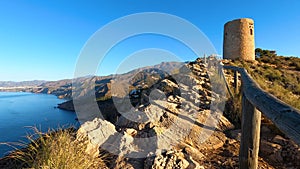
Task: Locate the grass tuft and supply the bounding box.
[6,127,108,169]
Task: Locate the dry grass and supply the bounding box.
[6,127,108,169]
[226,55,300,110]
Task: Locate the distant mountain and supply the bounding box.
[36,61,184,99]
[0,61,184,100]
[0,80,46,87]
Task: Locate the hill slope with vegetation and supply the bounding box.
[224,48,300,110]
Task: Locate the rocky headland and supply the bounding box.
[0,58,299,168]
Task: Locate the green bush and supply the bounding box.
[264,69,282,82]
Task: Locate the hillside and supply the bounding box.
[223,49,300,110]
[0,62,180,100]
[0,62,183,100]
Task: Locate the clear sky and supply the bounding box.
[0,0,299,81]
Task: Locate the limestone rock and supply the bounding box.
[144,150,204,169]
[77,118,117,156]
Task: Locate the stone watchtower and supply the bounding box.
[223,18,255,60]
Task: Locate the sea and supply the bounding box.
[0,92,79,157]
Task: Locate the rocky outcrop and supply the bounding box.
[74,58,238,168]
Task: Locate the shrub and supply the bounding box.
[264,69,282,82]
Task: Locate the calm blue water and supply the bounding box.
[0,92,78,157]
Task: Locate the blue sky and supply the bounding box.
[0,0,299,81]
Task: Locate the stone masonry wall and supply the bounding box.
[223,18,255,61]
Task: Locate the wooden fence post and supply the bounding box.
[239,93,261,169]
[234,71,239,93]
